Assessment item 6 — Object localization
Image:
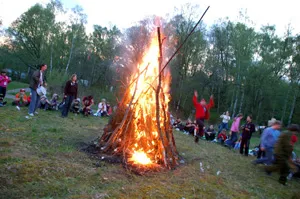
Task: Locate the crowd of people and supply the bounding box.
[0,66,114,118]
[172,90,300,185]
[1,66,300,186]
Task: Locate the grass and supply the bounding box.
[7,81,29,90]
[0,102,300,199]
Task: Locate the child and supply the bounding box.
[12,89,29,107]
[39,95,51,110]
[107,102,112,116]
[0,69,11,104]
[82,95,94,116]
[70,98,81,114]
[234,136,242,150]
[205,125,216,141]
[49,94,59,110]
[95,99,107,117]
[217,129,227,144]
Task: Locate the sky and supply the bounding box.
[0,0,299,36]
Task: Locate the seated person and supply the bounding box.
[205,125,216,141]
[234,136,242,150]
[70,98,81,114]
[107,102,112,116]
[39,95,51,110]
[82,95,94,116]
[183,119,196,135]
[48,94,59,110]
[95,99,107,117]
[173,117,182,127]
[12,89,29,107]
[217,129,227,144]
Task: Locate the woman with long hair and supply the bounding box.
[61,74,78,117]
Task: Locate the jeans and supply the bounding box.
[0,86,7,98]
[62,95,74,117]
[219,122,229,132]
[29,88,40,114]
[255,147,273,165]
[240,136,250,156]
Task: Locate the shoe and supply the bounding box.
[16,106,20,111]
[28,113,34,117]
[34,112,38,115]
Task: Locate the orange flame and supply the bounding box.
[127,30,170,166]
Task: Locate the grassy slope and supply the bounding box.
[0,104,300,199]
[7,82,29,90]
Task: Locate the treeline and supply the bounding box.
[0,1,299,125]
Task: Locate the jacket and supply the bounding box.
[193,95,214,120]
[29,70,45,90]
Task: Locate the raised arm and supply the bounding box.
[207,95,215,109]
[192,91,199,108]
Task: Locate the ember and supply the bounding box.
[99,27,178,173]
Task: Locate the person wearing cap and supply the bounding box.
[192,90,214,143]
[0,69,11,102]
[12,89,29,107]
[61,74,78,117]
[28,64,47,116]
[253,120,281,165]
[265,124,300,185]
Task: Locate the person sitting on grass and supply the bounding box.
[107,102,112,116]
[217,129,227,144]
[12,89,29,107]
[70,98,81,114]
[234,136,242,150]
[173,117,182,127]
[49,94,59,110]
[39,95,51,110]
[95,99,107,117]
[183,119,196,135]
[205,125,216,141]
[82,95,94,116]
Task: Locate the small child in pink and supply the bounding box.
[0,69,11,103]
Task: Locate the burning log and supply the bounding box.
[99,27,179,173]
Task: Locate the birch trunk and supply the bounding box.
[288,88,298,125]
[238,88,244,113]
[281,85,291,123]
[50,42,53,76]
[65,36,75,74]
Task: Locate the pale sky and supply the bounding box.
[0,0,299,36]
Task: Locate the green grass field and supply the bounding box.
[7,82,29,90]
[1,102,300,199]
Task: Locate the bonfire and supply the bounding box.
[99,27,179,173]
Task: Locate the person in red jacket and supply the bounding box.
[193,90,214,143]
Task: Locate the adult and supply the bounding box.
[0,69,11,102]
[225,113,243,147]
[253,120,281,165]
[219,111,231,132]
[265,124,300,185]
[193,90,214,143]
[12,89,29,107]
[240,115,256,156]
[28,64,47,116]
[62,74,78,117]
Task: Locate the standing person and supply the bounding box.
[226,113,243,147]
[253,120,281,165]
[240,115,256,156]
[265,124,300,185]
[61,74,78,118]
[0,69,11,102]
[28,64,47,116]
[192,90,214,143]
[219,111,231,132]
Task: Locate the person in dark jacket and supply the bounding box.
[28,64,47,116]
[265,124,300,185]
[61,74,78,117]
[193,90,214,143]
[240,115,256,156]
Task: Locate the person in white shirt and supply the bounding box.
[219,111,231,133]
[94,98,107,117]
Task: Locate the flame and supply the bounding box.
[127,30,171,166]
